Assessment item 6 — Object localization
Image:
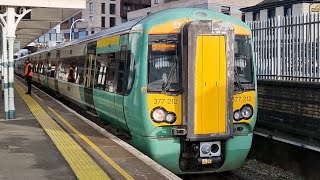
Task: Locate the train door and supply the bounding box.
[114,44,129,130]
[83,42,97,109]
[182,20,234,141]
[194,35,227,134]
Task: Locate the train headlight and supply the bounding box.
[241,105,253,119]
[233,104,254,121]
[151,107,166,122]
[165,112,177,124]
[233,110,242,121]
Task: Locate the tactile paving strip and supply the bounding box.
[15,81,110,180]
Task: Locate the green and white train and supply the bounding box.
[15,8,257,174]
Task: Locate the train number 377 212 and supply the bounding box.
[233,96,252,102]
[153,98,178,105]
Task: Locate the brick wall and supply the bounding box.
[257,80,320,140]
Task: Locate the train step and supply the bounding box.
[86,110,98,117]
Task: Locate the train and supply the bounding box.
[15,8,257,174]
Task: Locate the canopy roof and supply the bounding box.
[1,0,86,48]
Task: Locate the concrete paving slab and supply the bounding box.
[0,89,76,180]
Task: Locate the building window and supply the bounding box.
[221,6,230,15]
[284,6,292,17]
[101,17,105,28]
[110,4,116,15]
[89,2,93,14]
[110,17,116,27]
[89,16,94,22]
[101,3,105,14]
[123,5,132,11]
[253,11,260,21]
[268,8,276,19]
[79,29,86,38]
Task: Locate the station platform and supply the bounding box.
[0,78,181,180]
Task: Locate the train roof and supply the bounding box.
[140,8,250,32]
[17,18,141,59]
[17,8,250,60]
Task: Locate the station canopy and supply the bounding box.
[1,0,86,49]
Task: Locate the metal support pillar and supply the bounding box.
[0,25,4,93]
[1,27,9,118]
[7,7,15,119]
[0,6,32,119]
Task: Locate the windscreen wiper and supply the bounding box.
[234,69,245,93]
[162,60,177,93]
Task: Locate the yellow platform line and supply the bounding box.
[47,106,134,180]
[14,82,110,180]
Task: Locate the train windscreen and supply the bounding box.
[234,36,254,85]
[147,34,181,93]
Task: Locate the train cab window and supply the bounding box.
[234,36,254,89]
[147,34,181,93]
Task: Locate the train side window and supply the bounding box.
[105,57,116,92]
[49,63,56,77]
[57,61,67,81]
[41,63,45,74]
[94,52,116,92]
[76,56,86,85]
[124,50,134,95]
[32,62,36,72]
[94,53,109,90]
[35,63,39,73]
[115,48,126,95]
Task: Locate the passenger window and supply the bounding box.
[95,53,109,90]
[76,56,86,85]
[94,52,116,92]
[106,59,116,92]
[48,63,56,77]
[124,51,134,95]
[116,46,127,94]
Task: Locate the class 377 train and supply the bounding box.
[15,8,257,174]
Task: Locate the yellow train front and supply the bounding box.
[131,8,257,174]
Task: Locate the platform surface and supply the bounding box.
[0,78,181,180]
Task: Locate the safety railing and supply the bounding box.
[247,13,320,82]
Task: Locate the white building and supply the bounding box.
[242,0,319,21]
[80,0,122,35]
[128,0,263,21]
